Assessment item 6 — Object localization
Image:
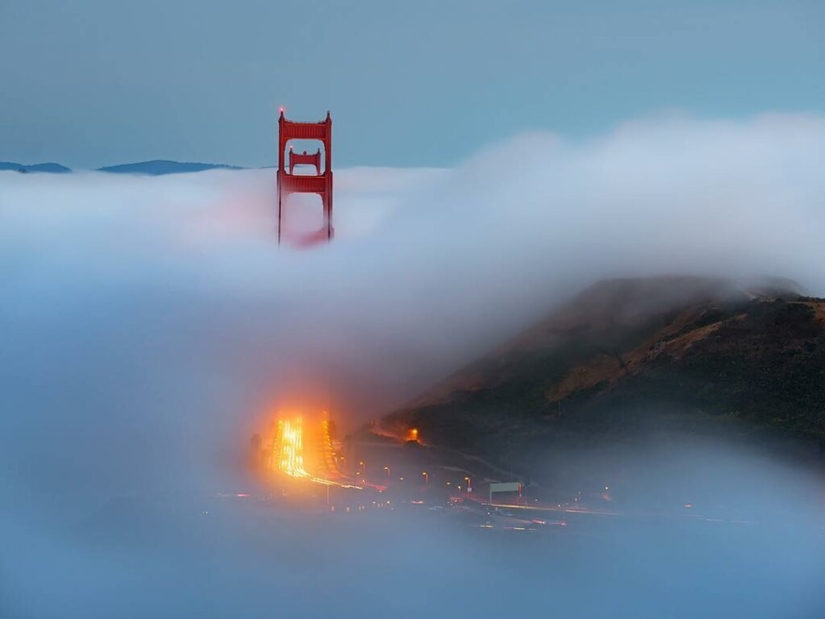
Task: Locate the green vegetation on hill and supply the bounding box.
[379,277,825,476]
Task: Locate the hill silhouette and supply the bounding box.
[0,161,71,173]
[0,160,243,174]
[97,160,241,175]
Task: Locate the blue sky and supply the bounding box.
[0,0,822,168]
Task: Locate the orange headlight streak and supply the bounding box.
[277,417,309,478]
[271,413,361,489]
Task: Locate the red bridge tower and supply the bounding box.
[277,108,333,245]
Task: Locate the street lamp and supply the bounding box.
[422,472,429,486]
[384,466,390,479]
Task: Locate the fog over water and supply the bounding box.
[2,114,825,617]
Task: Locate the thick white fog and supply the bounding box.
[2,114,825,618]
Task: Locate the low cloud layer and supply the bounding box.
[1,114,824,617]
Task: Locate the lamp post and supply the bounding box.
[465,476,471,494]
[422,472,429,486]
[384,466,390,479]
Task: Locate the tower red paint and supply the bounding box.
[277,109,333,245]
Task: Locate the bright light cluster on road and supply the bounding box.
[271,413,361,489]
[275,417,309,478]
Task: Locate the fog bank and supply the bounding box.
[1,114,824,617]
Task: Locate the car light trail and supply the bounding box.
[272,414,362,489]
[277,417,309,477]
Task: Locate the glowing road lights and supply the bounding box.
[422,472,429,486]
[384,466,391,478]
[276,417,309,478]
[270,412,362,491]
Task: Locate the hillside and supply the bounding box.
[378,276,825,476]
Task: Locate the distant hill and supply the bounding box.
[378,276,825,477]
[0,160,244,175]
[0,162,71,173]
[97,160,242,175]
